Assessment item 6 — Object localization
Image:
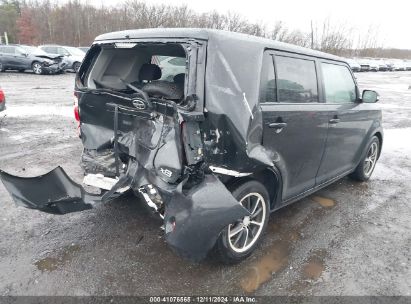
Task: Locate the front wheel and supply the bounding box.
[32,62,43,75]
[214,180,270,264]
[350,136,380,181]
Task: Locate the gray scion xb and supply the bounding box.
[0,28,382,263]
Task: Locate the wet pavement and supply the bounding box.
[0,71,410,296]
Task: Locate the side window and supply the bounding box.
[57,47,70,56]
[275,56,319,103]
[259,53,276,103]
[321,63,356,103]
[15,47,26,55]
[154,55,186,81]
[1,46,15,54]
[168,57,186,66]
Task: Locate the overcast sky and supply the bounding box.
[85,0,410,49]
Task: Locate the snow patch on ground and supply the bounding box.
[1,104,73,118]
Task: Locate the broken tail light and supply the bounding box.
[73,92,80,136]
[0,89,5,103]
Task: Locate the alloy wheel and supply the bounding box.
[32,63,42,74]
[228,192,266,253]
[364,141,378,176]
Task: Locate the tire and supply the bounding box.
[32,62,43,75]
[350,136,380,181]
[214,180,270,264]
[0,62,4,72]
[73,62,81,72]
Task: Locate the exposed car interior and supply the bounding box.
[86,43,187,102]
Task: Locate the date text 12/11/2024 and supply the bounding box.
[149,296,257,303]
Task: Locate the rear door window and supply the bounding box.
[275,56,319,103]
[0,46,15,54]
[321,63,356,103]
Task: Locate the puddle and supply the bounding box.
[35,244,80,272]
[311,196,335,208]
[302,249,327,280]
[240,240,290,293]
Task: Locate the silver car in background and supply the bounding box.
[39,45,85,72]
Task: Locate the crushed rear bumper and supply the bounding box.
[0,165,249,261]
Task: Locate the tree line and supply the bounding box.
[0,0,410,58]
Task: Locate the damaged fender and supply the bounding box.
[164,174,249,261]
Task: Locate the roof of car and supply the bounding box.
[94,28,345,63]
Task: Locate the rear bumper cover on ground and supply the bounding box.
[0,165,249,261]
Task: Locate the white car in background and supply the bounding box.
[38,45,85,72]
[369,60,379,72]
[392,60,406,71]
[346,58,361,72]
[155,56,186,81]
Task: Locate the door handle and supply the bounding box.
[329,118,340,124]
[268,122,287,129]
[268,122,287,133]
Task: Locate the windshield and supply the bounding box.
[66,47,85,56]
[20,45,49,56]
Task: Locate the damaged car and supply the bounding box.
[0,29,383,263]
[0,44,66,74]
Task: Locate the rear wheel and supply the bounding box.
[214,180,270,264]
[32,62,43,75]
[350,136,380,181]
[0,63,4,72]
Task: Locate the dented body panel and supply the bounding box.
[0,29,383,261]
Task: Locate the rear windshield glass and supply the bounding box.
[84,43,187,100]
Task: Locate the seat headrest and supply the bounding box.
[139,63,161,81]
[173,73,185,85]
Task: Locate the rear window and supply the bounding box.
[85,43,187,92]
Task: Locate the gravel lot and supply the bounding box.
[0,70,410,296]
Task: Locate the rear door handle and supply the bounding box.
[268,122,287,129]
[329,118,340,124]
[268,122,287,133]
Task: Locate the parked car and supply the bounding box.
[392,60,406,71]
[377,60,389,71]
[0,44,66,74]
[78,47,90,53]
[0,29,383,263]
[357,59,371,71]
[346,58,361,72]
[0,87,5,111]
[39,45,85,72]
[369,60,379,72]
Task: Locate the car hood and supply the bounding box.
[34,54,63,60]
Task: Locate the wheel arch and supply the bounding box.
[223,166,283,212]
[373,131,383,159]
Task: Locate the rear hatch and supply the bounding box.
[75,40,205,185]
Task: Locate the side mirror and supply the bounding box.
[362,90,379,103]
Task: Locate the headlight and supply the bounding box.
[42,59,54,66]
